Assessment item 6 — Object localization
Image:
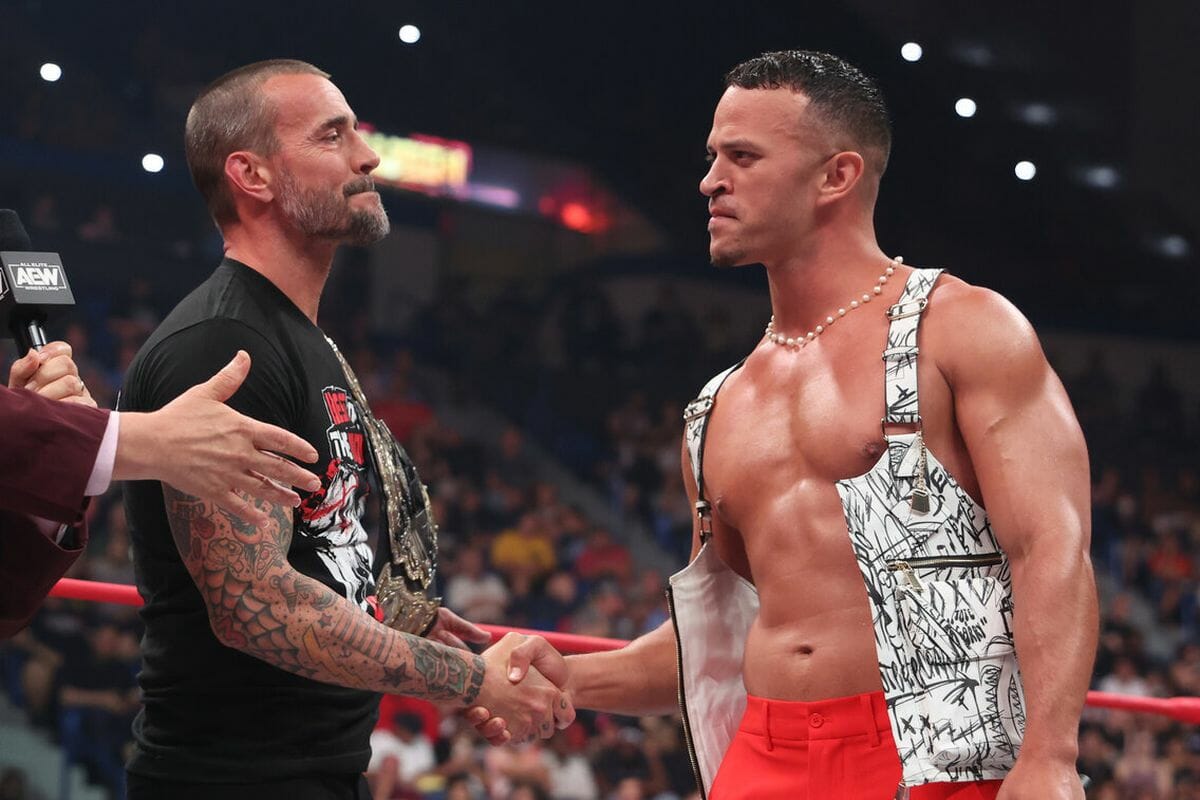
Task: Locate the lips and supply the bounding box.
[344,179,376,197]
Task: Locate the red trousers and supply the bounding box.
[708,692,1003,800]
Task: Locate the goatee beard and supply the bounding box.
[278,172,390,245]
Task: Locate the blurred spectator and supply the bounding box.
[76,204,121,243]
[528,571,580,633]
[29,192,62,234]
[444,772,484,800]
[491,426,540,489]
[445,546,511,624]
[483,741,549,800]
[561,283,622,373]
[491,513,557,582]
[591,722,650,798]
[1137,363,1185,449]
[1098,656,1152,698]
[86,506,136,586]
[542,725,598,800]
[368,711,436,800]
[58,621,138,799]
[0,768,35,800]
[640,715,698,798]
[107,276,161,346]
[374,350,437,443]
[575,528,633,584]
[1113,728,1172,797]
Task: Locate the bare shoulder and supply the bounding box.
[923,274,1046,383]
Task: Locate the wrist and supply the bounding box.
[112,411,158,482]
[1015,740,1080,766]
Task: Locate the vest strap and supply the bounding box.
[883,269,943,430]
[683,361,744,543]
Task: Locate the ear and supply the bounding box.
[815,151,865,206]
[223,151,276,206]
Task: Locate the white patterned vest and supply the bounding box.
[673,268,1026,795]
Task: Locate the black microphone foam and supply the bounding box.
[0,209,33,251]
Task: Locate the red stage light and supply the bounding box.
[560,202,593,232]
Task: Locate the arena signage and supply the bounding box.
[361,131,472,195]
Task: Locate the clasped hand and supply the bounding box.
[467,631,575,745]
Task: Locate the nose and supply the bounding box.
[700,159,726,198]
[352,129,381,175]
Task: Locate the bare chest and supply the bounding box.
[700,341,976,535]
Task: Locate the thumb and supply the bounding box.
[8,348,39,387]
[508,637,567,687]
[507,641,534,683]
[194,350,251,402]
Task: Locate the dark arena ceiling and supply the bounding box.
[3,0,1197,339]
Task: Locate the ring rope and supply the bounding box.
[47,577,1199,722]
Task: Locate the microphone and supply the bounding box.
[0,209,76,353]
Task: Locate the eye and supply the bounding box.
[323,130,342,143]
[704,152,716,164]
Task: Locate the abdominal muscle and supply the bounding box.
[742,603,884,701]
[714,491,887,702]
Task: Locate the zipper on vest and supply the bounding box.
[887,552,1004,593]
[666,585,706,799]
[910,433,930,514]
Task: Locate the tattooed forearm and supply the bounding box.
[411,638,484,702]
[162,485,486,703]
[328,606,394,662]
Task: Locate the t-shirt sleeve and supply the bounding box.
[121,318,300,431]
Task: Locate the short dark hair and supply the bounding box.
[185,59,330,226]
[725,50,892,175]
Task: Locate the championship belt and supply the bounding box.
[326,337,441,635]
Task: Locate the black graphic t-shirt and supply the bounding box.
[120,259,379,782]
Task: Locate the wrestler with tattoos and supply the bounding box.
[119,60,572,800]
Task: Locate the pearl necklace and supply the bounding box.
[764,256,903,349]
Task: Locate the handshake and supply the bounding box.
[430,614,576,745]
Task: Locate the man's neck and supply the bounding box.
[222,221,335,324]
[763,230,891,337]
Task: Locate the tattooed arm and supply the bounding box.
[163,486,573,739]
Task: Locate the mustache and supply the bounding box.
[344,178,376,197]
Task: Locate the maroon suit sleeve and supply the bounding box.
[0,385,110,523]
[0,509,87,638]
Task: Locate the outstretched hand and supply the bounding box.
[116,350,321,526]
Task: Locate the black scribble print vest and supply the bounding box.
[835,268,1025,786]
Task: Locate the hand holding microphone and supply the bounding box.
[8,342,95,406]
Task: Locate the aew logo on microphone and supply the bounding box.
[15,264,63,287]
[0,251,75,304]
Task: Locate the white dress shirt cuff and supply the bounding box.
[85,410,120,496]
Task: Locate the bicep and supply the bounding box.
[162,484,295,626]
[947,300,1090,557]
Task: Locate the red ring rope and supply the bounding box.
[48,577,1200,722]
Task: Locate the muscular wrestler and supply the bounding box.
[119,60,570,800]
[501,51,1097,799]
